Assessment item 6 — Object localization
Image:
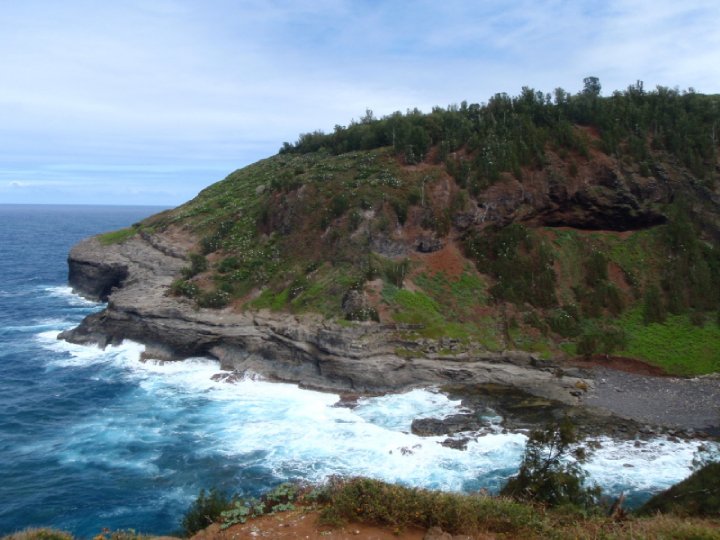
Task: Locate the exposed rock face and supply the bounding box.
[67,239,129,301]
[60,232,592,404]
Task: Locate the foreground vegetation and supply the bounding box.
[7,476,718,540]
[8,423,716,540]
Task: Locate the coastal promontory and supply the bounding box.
[61,82,720,433]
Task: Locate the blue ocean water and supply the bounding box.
[0,205,708,537]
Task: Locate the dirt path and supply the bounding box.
[190,510,427,540]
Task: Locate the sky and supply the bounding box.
[1,0,719,206]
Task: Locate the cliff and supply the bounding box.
[60,83,720,431]
[60,232,592,404]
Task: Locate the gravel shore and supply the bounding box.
[582,368,720,434]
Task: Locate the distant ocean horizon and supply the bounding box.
[0,204,708,538]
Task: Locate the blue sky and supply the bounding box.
[1,0,719,206]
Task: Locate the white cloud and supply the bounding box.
[1,0,718,204]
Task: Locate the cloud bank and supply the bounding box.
[1,0,718,204]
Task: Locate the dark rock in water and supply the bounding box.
[411,414,483,436]
[441,437,470,450]
[333,394,364,409]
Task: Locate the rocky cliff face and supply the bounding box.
[60,231,594,405]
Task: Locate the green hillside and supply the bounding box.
[128,79,720,375]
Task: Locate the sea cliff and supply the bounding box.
[60,232,592,403]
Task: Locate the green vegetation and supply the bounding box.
[319,477,547,536]
[220,483,300,529]
[318,477,720,538]
[282,81,720,189]
[381,282,502,348]
[112,79,720,375]
[465,224,557,308]
[501,419,601,510]
[639,462,720,518]
[97,227,137,245]
[618,308,720,375]
[180,488,232,536]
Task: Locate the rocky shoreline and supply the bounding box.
[59,230,720,438]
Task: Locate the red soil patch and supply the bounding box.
[411,240,468,278]
[191,511,426,540]
[569,355,669,377]
[365,278,392,322]
[607,261,632,295]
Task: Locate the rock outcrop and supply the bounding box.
[60,231,592,404]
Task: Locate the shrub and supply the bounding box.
[220,483,301,529]
[181,254,208,279]
[638,462,720,517]
[181,488,232,536]
[500,418,601,509]
[375,257,410,288]
[465,224,557,308]
[170,279,199,299]
[217,256,241,274]
[548,306,581,338]
[197,289,231,309]
[391,198,408,225]
[576,324,627,357]
[319,477,545,536]
[330,194,349,218]
[642,284,666,325]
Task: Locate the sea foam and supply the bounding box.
[36,328,713,499]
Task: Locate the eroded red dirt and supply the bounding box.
[569,354,669,377]
[190,510,426,540]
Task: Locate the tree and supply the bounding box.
[501,418,601,508]
[642,284,666,325]
[582,76,602,97]
[182,488,232,536]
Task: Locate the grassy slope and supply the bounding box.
[121,136,720,375]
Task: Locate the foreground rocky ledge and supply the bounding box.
[60,231,720,434]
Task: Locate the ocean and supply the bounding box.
[0,204,708,537]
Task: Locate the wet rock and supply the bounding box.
[411,414,483,436]
[441,437,471,450]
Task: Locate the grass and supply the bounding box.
[318,477,720,539]
[319,477,549,536]
[619,308,720,375]
[379,269,503,349]
[7,477,720,540]
[97,227,137,245]
[381,283,497,344]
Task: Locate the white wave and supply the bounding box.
[2,318,72,333]
[43,285,103,307]
[38,336,715,497]
[585,436,713,494]
[39,331,146,368]
[353,388,469,432]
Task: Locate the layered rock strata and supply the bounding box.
[60,232,591,404]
